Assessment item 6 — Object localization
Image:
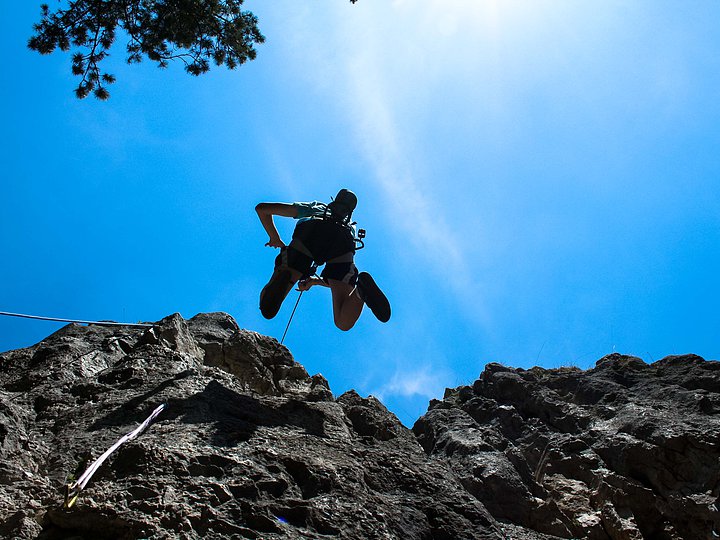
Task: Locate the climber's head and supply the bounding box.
[328,189,357,222]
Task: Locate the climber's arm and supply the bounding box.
[255,203,298,248]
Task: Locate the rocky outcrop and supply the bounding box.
[0,313,501,539]
[2,313,719,539]
[413,355,720,539]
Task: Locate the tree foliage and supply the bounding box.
[29,1,357,99]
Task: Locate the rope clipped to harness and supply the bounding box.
[63,403,166,509]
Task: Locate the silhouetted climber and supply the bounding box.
[256,189,390,330]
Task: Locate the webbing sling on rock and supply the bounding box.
[64,403,166,509]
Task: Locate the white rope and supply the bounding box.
[0,311,153,328]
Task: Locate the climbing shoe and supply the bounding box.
[260,269,292,319]
[357,272,391,323]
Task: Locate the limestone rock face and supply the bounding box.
[413,354,720,539]
[0,313,501,539]
[3,314,718,539]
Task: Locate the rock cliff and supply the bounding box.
[1,313,718,539]
[414,356,720,539]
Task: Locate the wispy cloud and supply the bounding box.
[340,51,468,283]
[260,1,525,316]
[324,2,496,291]
[371,363,451,403]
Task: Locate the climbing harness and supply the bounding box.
[0,311,153,328]
[63,403,166,509]
[272,198,368,344]
[276,224,367,345]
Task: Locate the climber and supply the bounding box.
[256,189,390,331]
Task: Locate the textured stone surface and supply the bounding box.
[413,354,720,539]
[3,313,718,539]
[0,313,501,539]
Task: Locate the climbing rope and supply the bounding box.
[280,291,304,345]
[0,311,153,328]
[64,403,166,509]
[278,264,318,346]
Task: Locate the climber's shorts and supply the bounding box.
[274,247,358,285]
[274,219,358,285]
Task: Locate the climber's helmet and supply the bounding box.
[328,189,357,222]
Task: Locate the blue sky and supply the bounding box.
[2,1,719,426]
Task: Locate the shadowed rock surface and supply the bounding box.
[0,313,501,539]
[1,312,718,539]
[414,355,720,539]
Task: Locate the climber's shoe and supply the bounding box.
[357,272,391,323]
[260,268,292,319]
